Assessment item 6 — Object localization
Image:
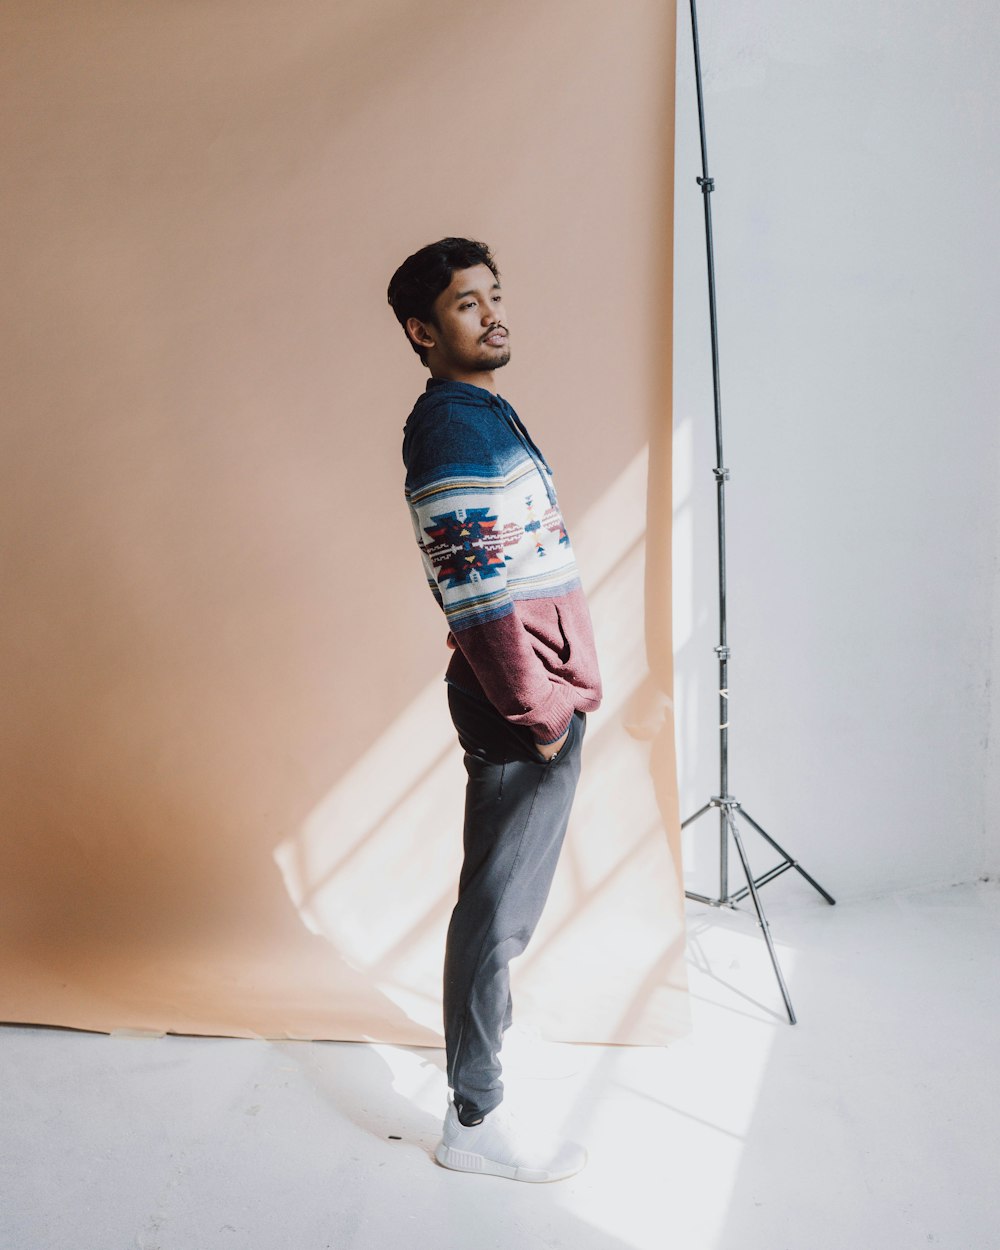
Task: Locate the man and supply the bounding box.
[387,238,603,1182]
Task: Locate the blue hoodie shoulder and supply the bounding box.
[402,379,528,493]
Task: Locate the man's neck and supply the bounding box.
[428,366,497,395]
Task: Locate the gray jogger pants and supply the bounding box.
[443,681,586,1122]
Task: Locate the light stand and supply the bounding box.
[680,0,835,1024]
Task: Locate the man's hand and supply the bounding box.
[535,728,570,761]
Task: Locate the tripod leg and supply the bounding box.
[682,803,725,906]
[739,807,836,905]
[680,800,714,830]
[725,810,797,1024]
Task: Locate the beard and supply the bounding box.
[466,339,511,372]
[477,345,511,370]
[436,325,511,375]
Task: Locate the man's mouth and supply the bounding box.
[483,329,508,346]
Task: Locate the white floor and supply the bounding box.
[3,880,998,1250]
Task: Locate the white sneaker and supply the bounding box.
[434,1101,586,1182]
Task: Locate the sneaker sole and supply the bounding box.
[433,1141,586,1183]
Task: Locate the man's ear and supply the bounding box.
[405,316,436,353]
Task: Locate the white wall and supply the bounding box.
[671,0,1000,899]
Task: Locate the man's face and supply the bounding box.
[407,264,510,375]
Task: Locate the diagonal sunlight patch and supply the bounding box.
[550,925,798,1250]
[274,446,691,1046]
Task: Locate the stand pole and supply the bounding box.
[681,0,835,1024]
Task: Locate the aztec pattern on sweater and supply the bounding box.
[402,378,602,744]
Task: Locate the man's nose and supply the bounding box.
[482,302,500,324]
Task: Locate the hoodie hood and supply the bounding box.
[403,377,556,506]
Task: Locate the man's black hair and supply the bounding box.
[387,237,500,366]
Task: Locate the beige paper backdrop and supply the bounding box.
[0,0,686,1044]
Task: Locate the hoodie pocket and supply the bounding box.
[553,603,572,665]
[532,710,577,766]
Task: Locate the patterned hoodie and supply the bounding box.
[402,377,603,745]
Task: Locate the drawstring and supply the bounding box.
[493,397,558,508]
[498,762,505,802]
[504,402,553,472]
